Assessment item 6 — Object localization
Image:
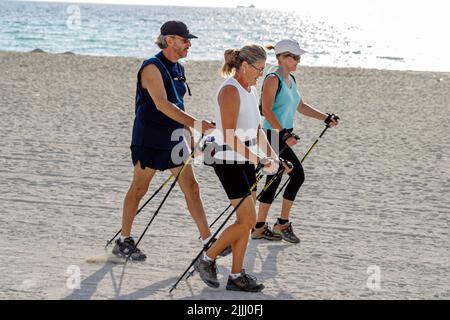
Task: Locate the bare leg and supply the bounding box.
[170,164,211,241]
[207,192,257,274]
[121,161,156,237]
[279,198,294,221]
[256,202,271,224]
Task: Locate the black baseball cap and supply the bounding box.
[160,21,198,39]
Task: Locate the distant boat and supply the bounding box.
[237,4,256,8]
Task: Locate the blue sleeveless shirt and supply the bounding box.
[262,70,301,130]
[132,51,187,150]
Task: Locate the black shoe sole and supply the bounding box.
[226,284,265,292]
[281,237,300,244]
[111,251,147,262]
[204,280,220,288]
[251,236,283,241]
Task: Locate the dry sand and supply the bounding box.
[0,51,449,300]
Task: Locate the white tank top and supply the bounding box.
[212,77,261,162]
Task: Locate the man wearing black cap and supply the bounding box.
[112,21,225,261]
[156,20,198,59]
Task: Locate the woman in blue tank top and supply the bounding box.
[252,39,339,244]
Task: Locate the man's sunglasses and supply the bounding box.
[168,35,191,44]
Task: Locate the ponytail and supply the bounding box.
[221,48,241,77]
[220,44,267,77]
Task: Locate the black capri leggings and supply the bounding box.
[259,129,305,204]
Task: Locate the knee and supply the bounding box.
[247,218,257,230]
[296,171,305,187]
[241,214,257,231]
[183,180,200,197]
[290,166,305,187]
[130,184,148,200]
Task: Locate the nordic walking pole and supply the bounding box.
[199,139,296,236]
[105,174,174,249]
[170,159,293,292]
[273,114,340,200]
[125,135,205,263]
[170,164,267,292]
[186,150,295,280]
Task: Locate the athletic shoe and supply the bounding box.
[251,223,282,241]
[194,257,220,288]
[273,222,300,244]
[226,269,265,292]
[112,237,147,261]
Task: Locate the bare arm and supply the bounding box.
[261,75,283,131]
[218,85,260,165]
[185,125,195,147]
[297,99,328,121]
[141,64,198,128]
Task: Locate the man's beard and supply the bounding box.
[174,44,188,58]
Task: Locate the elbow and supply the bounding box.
[153,99,166,112]
[262,106,271,118]
[297,102,306,113]
[261,100,274,117]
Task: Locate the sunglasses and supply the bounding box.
[249,64,265,74]
[284,53,301,61]
[168,35,191,44]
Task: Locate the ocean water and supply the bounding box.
[1,0,449,72]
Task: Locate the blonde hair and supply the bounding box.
[221,44,267,77]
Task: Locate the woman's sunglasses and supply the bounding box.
[284,53,301,61]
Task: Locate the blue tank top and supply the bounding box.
[132,51,187,150]
[262,69,301,130]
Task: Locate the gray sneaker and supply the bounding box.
[251,223,282,241]
[194,257,220,288]
[273,222,300,244]
[226,269,265,292]
[112,237,147,261]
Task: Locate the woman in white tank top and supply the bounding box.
[193,44,291,292]
[212,76,261,163]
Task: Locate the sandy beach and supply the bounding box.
[0,50,449,300]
